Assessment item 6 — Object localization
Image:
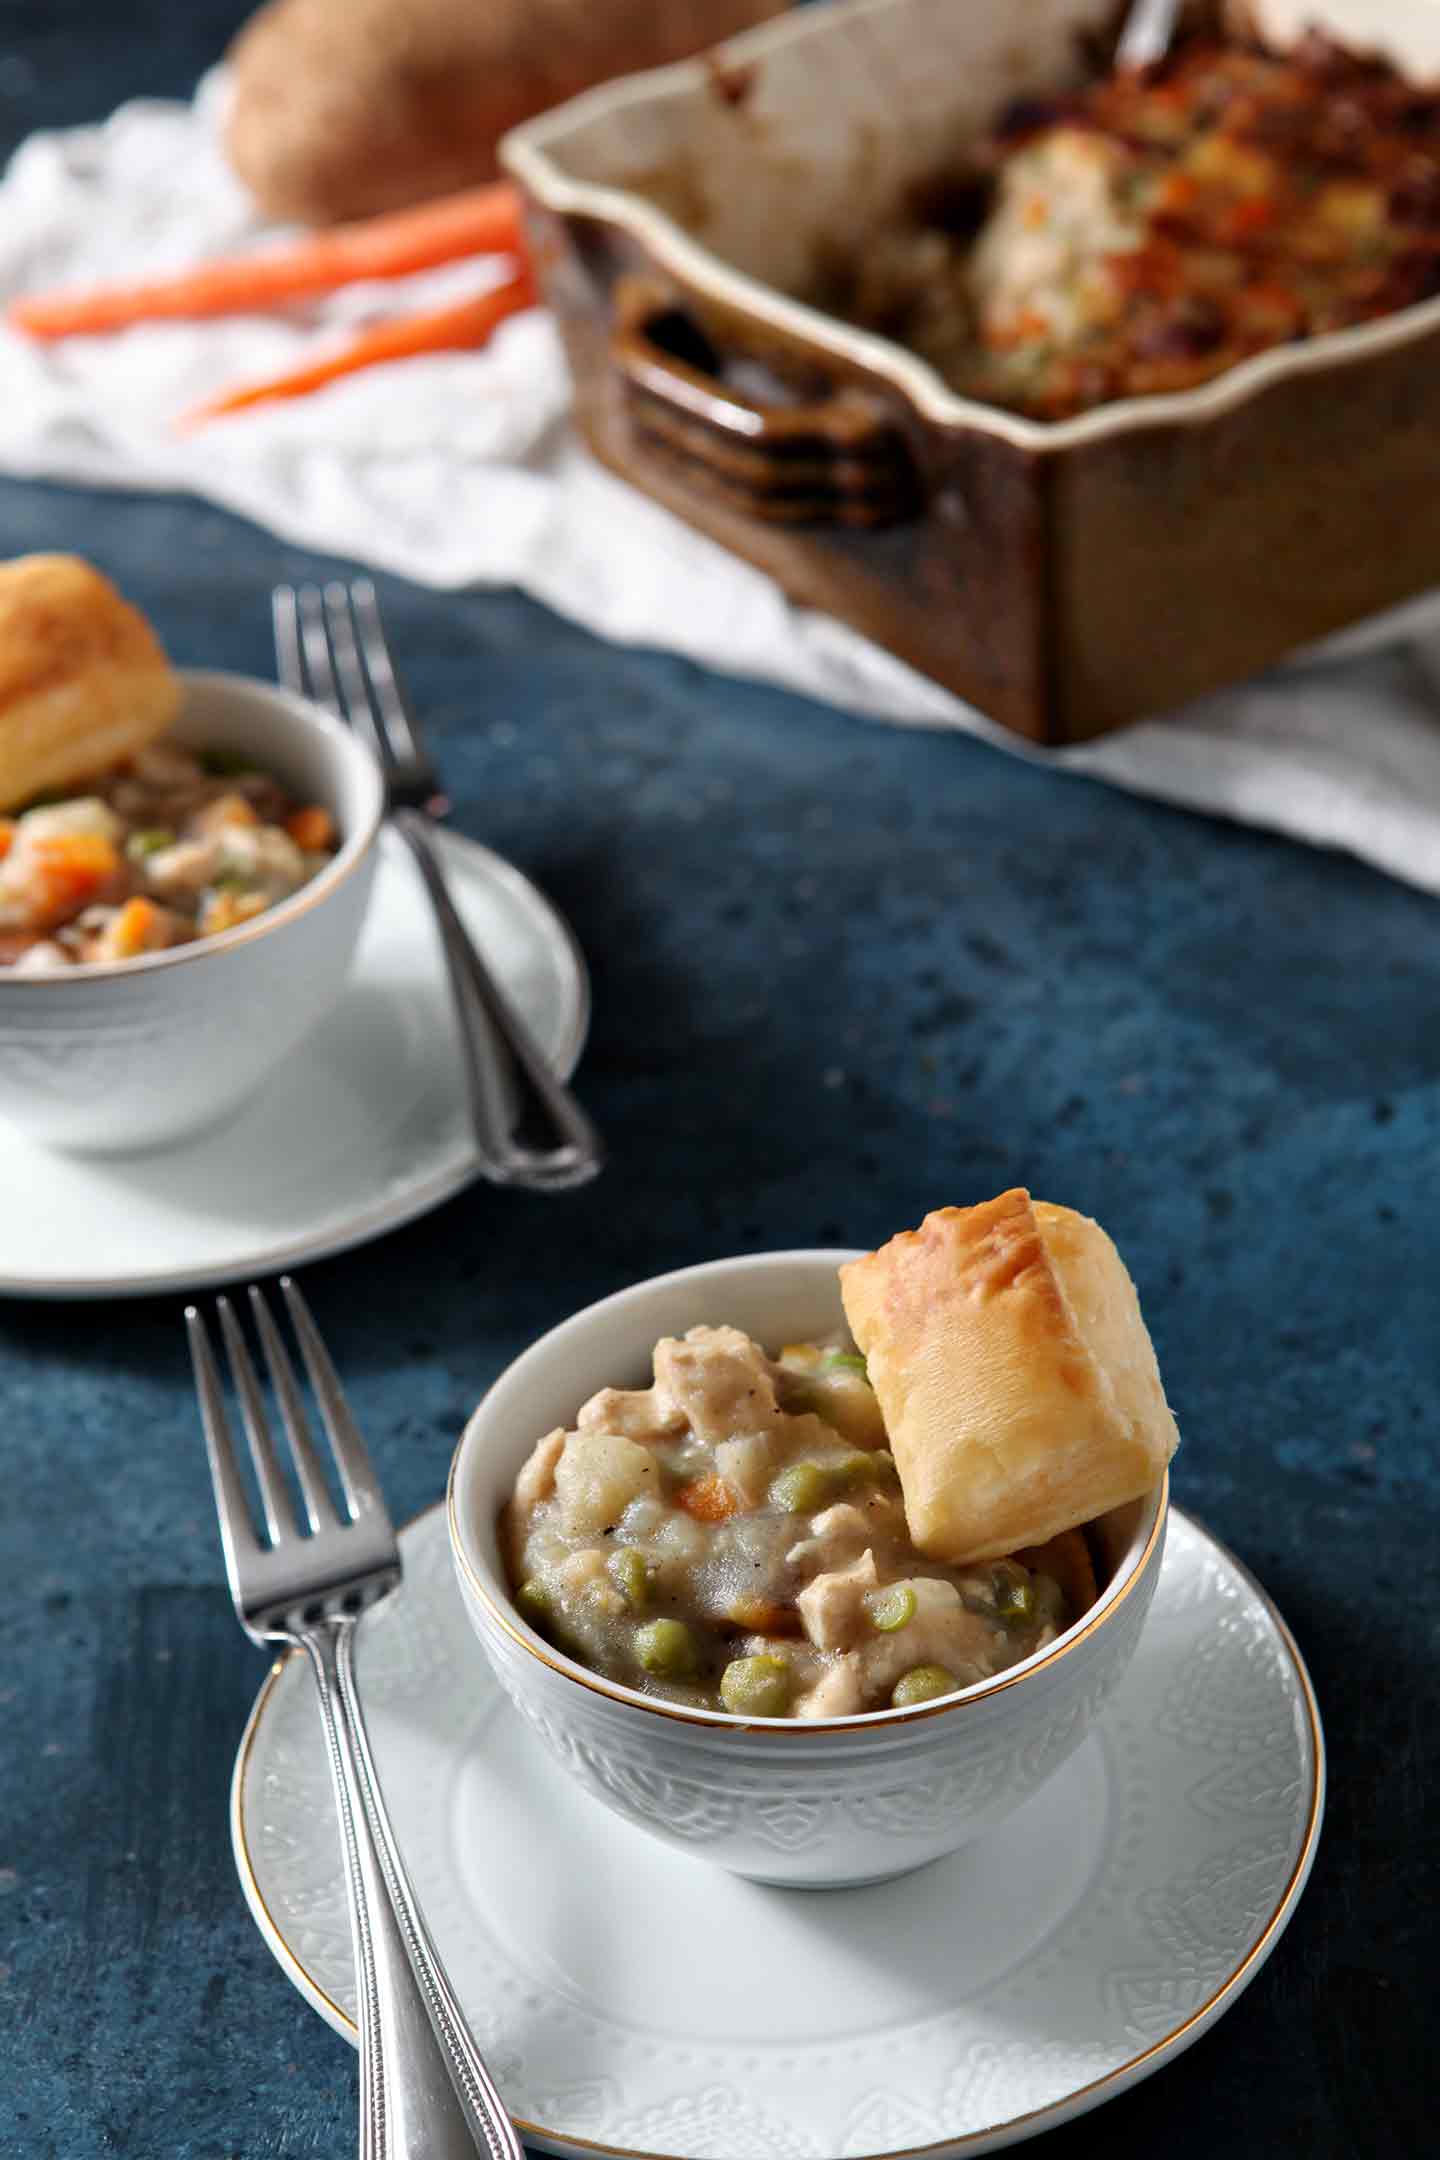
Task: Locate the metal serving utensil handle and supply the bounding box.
[393,809,604,1192]
[302,1621,523,2160]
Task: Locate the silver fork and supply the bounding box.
[187,1279,523,2160]
[274,577,604,1192]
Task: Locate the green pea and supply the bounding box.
[635,1618,698,1680]
[866,1582,917,1632]
[996,1577,1037,1627]
[127,827,175,861]
[768,1460,835,1514]
[838,1447,899,1491]
[719,1654,792,1718]
[824,1351,869,1379]
[515,1578,550,1626]
[607,1546,649,1608]
[891,1664,957,1708]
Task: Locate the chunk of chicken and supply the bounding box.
[513,1428,566,1513]
[785,1502,875,1574]
[578,1383,687,1442]
[795,1576,1004,1718]
[796,1549,880,1651]
[651,1325,782,1446]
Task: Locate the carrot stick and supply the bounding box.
[179,269,536,426]
[9,182,524,339]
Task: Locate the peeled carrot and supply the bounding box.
[0,819,14,862]
[179,268,536,426]
[9,182,524,340]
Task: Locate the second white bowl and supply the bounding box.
[0,670,384,1153]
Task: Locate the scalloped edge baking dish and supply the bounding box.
[504,0,1440,742]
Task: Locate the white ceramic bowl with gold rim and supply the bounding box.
[0,670,384,1154]
[448,1250,1168,1888]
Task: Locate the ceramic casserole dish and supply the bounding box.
[503,0,1440,744]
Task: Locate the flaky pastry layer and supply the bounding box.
[840,1189,1178,1564]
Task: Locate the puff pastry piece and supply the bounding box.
[0,555,181,815]
[840,1190,1178,1564]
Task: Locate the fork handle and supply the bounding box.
[302,1621,523,2160]
[393,809,605,1192]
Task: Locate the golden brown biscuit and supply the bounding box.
[840,1191,1178,1565]
[0,555,181,815]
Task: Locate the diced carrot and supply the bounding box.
[676,1474,741,1524]
[284,804,335,851]
[179,267,536,426]
[0,818,14,862]
[726,1597,803,1636]
[9,182,525,338]
[29,831,120,914]
[105,896,160,960]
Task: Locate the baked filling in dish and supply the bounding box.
[0,744,338,969]
[503,1324,1089,1717]
[840,35,1440,419]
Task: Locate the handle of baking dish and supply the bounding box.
[611,298,918,528]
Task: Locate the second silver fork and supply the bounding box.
[275,578,604,1192]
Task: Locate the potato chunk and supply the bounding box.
[554,1427,661,1533]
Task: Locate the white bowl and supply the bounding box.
[0,670,384,1153]
[449,1249,1168,1888]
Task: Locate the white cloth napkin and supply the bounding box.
[5,75,1440,893]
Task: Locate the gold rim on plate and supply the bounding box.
[230,1499,1325,2160]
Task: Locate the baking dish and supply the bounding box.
[502,0,1440,745]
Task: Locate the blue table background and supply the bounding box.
[0,9,1431,2154]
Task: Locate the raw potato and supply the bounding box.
[225,0,789,224]
[0,556,180,816]
[840,1190,1179,1565]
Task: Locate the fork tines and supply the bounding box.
[273,580,438,803]
[187,1277,399,1643]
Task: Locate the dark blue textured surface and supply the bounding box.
[0,12,1434,2157]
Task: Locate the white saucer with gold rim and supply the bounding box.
[232,1500,1323,2159]
[0,825,588,1297]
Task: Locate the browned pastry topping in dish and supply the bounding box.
[839,35,1440,419]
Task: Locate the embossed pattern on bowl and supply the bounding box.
[448,1250,1168,1886]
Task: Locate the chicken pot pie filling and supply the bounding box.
[0,739,338,969]
[503,1325,1079,1719]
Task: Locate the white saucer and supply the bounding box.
[233,1503,1324,2160]
[0,827,588,1298]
